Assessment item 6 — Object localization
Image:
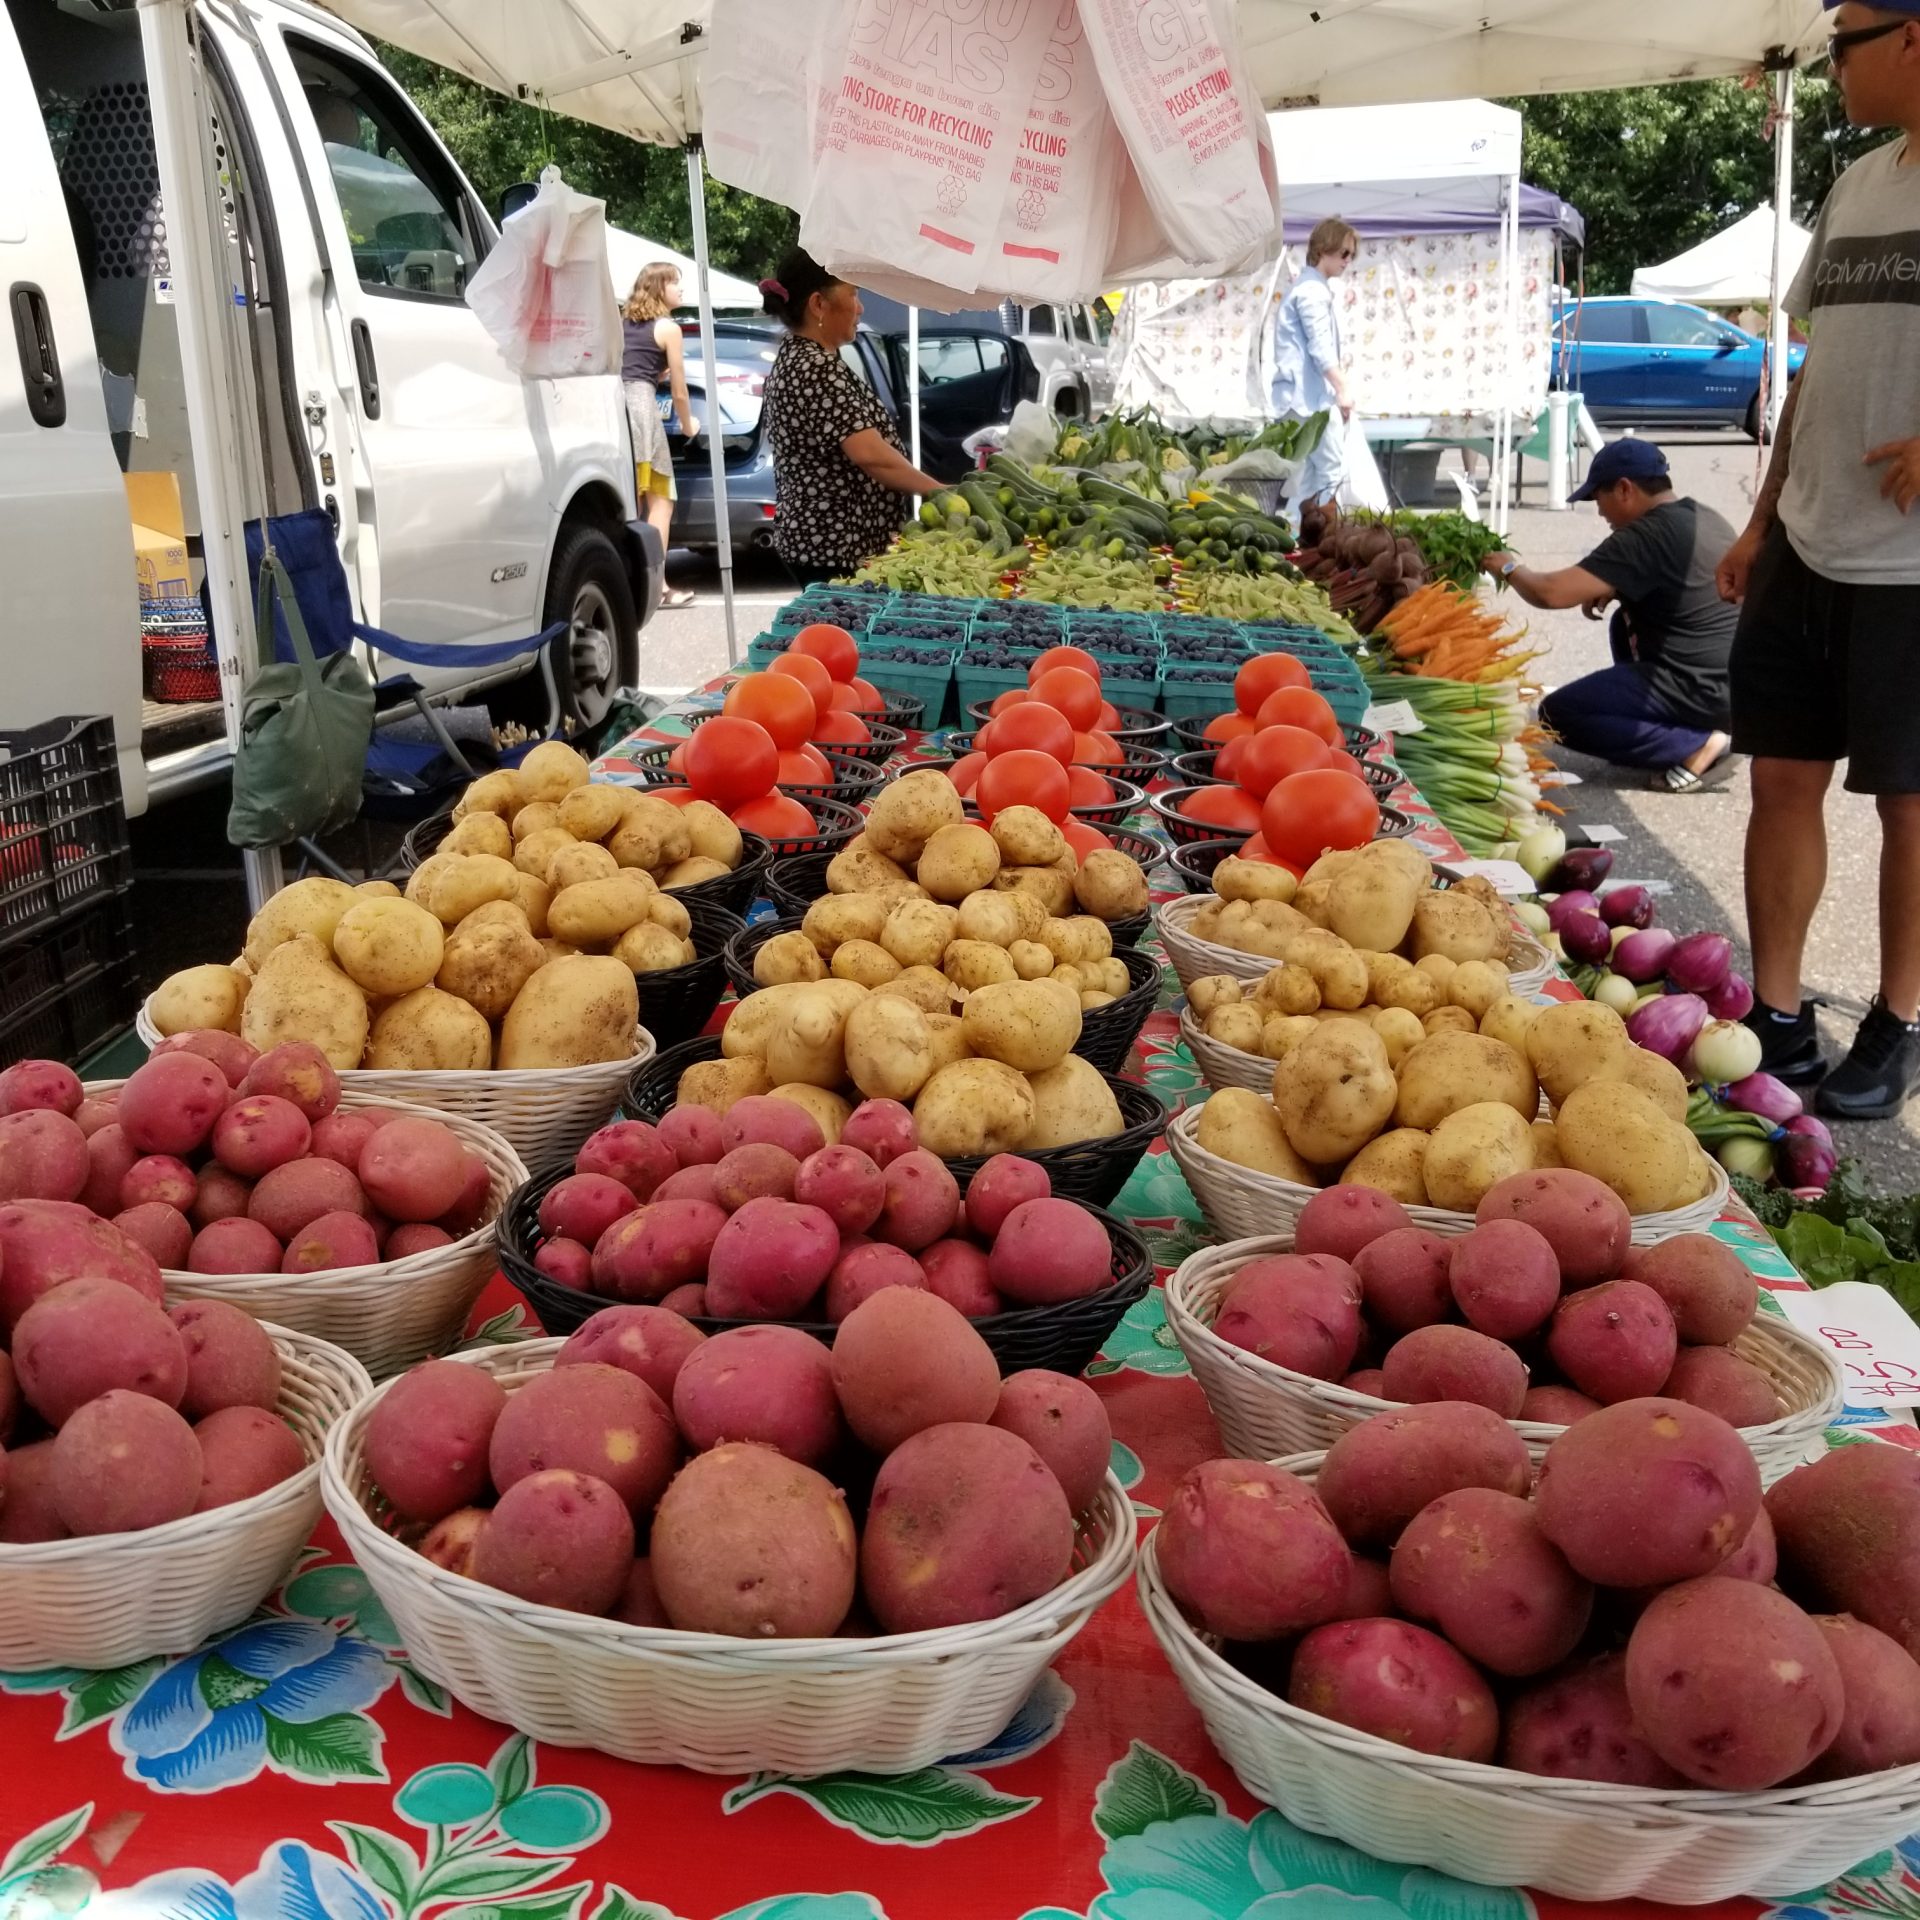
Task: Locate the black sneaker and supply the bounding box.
[1816,999,1920,1121]
[1743,1000,1826,1088]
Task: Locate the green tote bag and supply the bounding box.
[226,546,375,849]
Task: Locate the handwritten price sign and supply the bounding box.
[1774,1283,1920,1409]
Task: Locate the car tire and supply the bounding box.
[1746,395,1771,445]
[542,521,640,731]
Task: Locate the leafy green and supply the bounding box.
[1754,1159,1920,1313]
[1352,511,1507,592]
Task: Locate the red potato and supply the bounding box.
[705,1197,839,1319]
[831,1288,1000,1453]
[1723,1505,1779,1584]
[1381,1324,1527,1417]
[1332,1553,1395,1623]
[558,1304,706,1403]
[248,1158,367,1242]
[1767,1443,1920,1663]
[192,1163,254,1229]
[193,1406,306,1510]
[593,1199,727,1302]
[0,1350,15,1442]
[211,1095,312,1179]
[672,1323,842,1465]
[1317,1402,1531,1549]
[610,1556,670,1627]
[364,1359,508,1523]
[51,1390,203,1535]
[1548,1281,1678,1405]
[1214,1253,1363,1382]
[921,1237,1002,1317]
[1810,1615,1920,1777]
[150,1030,258,1088]
[0,1201,162,1325]
[1343,1367,1387,1397]
[873,1149,962,1253]
[239,1042,340,1122]
[861,1422,1075,1633]
[657,1103,725,1167]
[722,1095,825,1161]
[660,1282,708,1316]
[14,1277,188,1425]
[310,1111,380,1172]
[420,1506,490,1578]
[825,1242,926,1322]
[1535,1397,1760,1589]
[539,1174,638,1248]
[120,1154,197,1213]
[1626,1577,1843,1789]
[436,1153,493,1237]
[1661,1345,1780,1427]
[839,1098,917,1168]
[170,1300,282,1419]
[113,1203,193,1269]
[0,1059,83,1116]
[74,1096,120,1137]
[1620,1234,1758,1347]
[991,1369,1112,1513]
[533,1237,592,1290]
[1501,1652,1685,1786]
[387,1223,454,1259]
[1390,1487,1593,1676]
[1351,1228,1455,1337]
[794,1145,886,1235]
[488,1362,678,1516]
[1519,1384,1602,1425]
[964,1153,1051,1239]
[1295,1186,1413,1264]
[188,1217,285,1275]
[712,1142,800,1211]
[117,1052,228,1157]
[1289,1617,1499,1761]
[990,1196,1113,1307]
[1475,1168,1631,1286]
[1448,1220,1560,1343]
[360,1114,468,1223]
[0,1109,89,1203]
[80,1125,141,1218]
[653,1164,722,1206]
[281,1210,382,1273]
[0,1439,67,1542]
[576,1119,677,1201]
[651,1442,856,1637]
[1157,1457,1352,1641]
[470,1468,635,1615]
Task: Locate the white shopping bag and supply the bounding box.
[1339,424,1391,514]
[465,168,622,378]
[702,0,834,207]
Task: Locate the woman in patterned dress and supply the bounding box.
[757,250,944,587]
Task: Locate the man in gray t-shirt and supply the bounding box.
[1717,0,1920,1121]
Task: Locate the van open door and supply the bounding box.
[880,328,1038,483]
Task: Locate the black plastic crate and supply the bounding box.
[0,891,140,1069]
[0,717,133,954]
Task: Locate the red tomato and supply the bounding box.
[1027,645,1101,687]
[1029,666,1102,731]
[1073,728,1125,769]
[1068,766,1115,807]
[811,709,872,745]
[983,702,1074,764]
[725,673,815,750]
[1261,769,1381,868]
[1235,724,1331,801]
[948,750,988,797]
[667,739,691,776]
[1061,819,1114,860]
[826,683,868,713]
[790,623,860,682]
[1214,735,1250,781]
[1203,710,1257,745]
[683,716,776,812]
[651,786,702,807]
[988,688,1032,717]
[1239,832,1303,875]
[1176,785,1263,833]
[771,651,832,713]
[1235,651,1311,716]
[1255,685,1341,746]
[732,792,819,838]
[1323,749,1367,779]
[976,748,1070,823]
[1095,700,1124,730]
[776,746,833,785]
[849,677,884,709]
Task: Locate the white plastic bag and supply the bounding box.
[702,0,834,207]
[464,168,622,379]
[1339,425,1391,514]
[1004,399,1062,466]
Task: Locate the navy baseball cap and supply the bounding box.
[1570,439,1671,502]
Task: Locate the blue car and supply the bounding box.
[1552,297,1805,441]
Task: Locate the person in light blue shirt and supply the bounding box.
[1271,217,1358,505]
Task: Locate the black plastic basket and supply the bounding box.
[1344,725,1382,759]
[625,1036,1165,1210]
[1069,774,1148,831]
[631,899,743,1048]
[1077,945,1163,1074]
[1170,748,1222,785]
[722,913,804,999]
[1170,714,1232,754]
[1355,758,1402,800]
[1151,786,1255,848]
[766,849,836,919]
[0,889,140,1069]
[398,801,454,875]
[1107,704,1174,748]
[881,693,925,732]
[1168,837,1247,895]
[1374,804,1418,840]
[497,1161,1153,1377]
[0,717,133,955]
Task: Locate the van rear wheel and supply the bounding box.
[544,522,638,730]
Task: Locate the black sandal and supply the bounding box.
[1658,751,1737,794]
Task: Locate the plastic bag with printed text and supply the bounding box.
[464,167,623,378]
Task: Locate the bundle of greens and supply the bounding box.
[1351,510,1509,593]
[1736,1161,1920,1308]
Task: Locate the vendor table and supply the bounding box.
[4,683,1908,1920]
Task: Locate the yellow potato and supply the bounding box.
[1214,856,1296,905]
[844,994,935,1102]
[678,1054,772,1113]
[879,898,959,970]
[366,986,493,1071]
[944,939,1019,991]
[1340,1128,1431,1205]
[918,823,1001,903]
[497,955,638,1068]
[1448,959,1510,1021]
[660,856,731,890]
[548,872,659,949]
[1252,962,1320,1017]
[644,892,691,939]
[913,1059,1036,1157]
[1423,1102,1536,1212]
[873,965,958,1015]
[1009,939,1055,980]
[608,796,692,874]
[1186,974,1245,1019]
[1326,855,1421,954]
[1411,892,1501,964]
[832,939,902,988]
[546,842,621,891]
[1531,1118,1564,1168]
[332,897,447,998]
[511,871,552,938]
[1195,1087,1319,1184]
[755,930,828,987]
[1273,1021,1396,1165]
[615,922,695,974]
[768,1083,851,1143]
[513,827,576,880]
[511,801,564,843]
[442,812,513,861]
[1261,1013,1320,1061]
[804,893,891,954]
[1023,1054,1123,1150]
[1394,1032,1538,1131]
[1206,1003,1267,1052]
[827,837,915,895]
[922,1011,970,1076]
[438,917,547,1019]
[994,865,1075,917]
[960,978,1082,1073]
[455,769,524,820]
[680,800,743,870]
[517,739,591,804]
[763,987,853,1089]
[1422,1006,1477,1037]
[150,964,249,1036]
[242,877,360,971]
[1479,993,1539,1055]
[863,768,965,865]
[1524,1000,1634,1107]
[954,889,1025,948]
[353,880,402,901]
[1370,1005,1426,1070]
[240,936,369,1069]
[1555,1081,1698,1212]
[990,805,1066,868]
[557,783,628,843]
[1075,850,1150,921]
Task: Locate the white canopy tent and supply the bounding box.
[605,227,760,310]
[1631,204,1812,309]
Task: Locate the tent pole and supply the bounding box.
[908,306,922,491]
[684,138,737,667]
[1769,66,1796,440]
[141,0,281,909]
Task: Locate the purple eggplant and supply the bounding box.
[1545,890,1599,932]
[1600,884,1656,930]
[1613,927,1678,984]
[1547,847,1615,893]
[1785,1114,1834,1149]
[1558,912,1613,966]
[1666,931,1734,997]
[1704,972,1754,1021]
[1725,1072,1803,1126]
[1778,1129,1838,1193]
[1627,992,1711,1065]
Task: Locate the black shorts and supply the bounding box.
[1730,527,1920,793]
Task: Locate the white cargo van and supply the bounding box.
[1,0,657,813]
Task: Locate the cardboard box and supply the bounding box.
[124,471,191,604]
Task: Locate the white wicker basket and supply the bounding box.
[137,998,653,1171]
[1505,927,1557,996]
[90,1080,530,1380]
[0,1324,371,1670]
[1178,1008,1279,1094]
[322,1339,1137,1774]
[1165,1232,1844,1474]
[1165,1103,1732,1247]
[1137,1457,1920,1905]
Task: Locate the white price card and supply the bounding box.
[1362,701,1424,736]
[1581,824,1626,844]
[1450,859,1537,897]
[1772,1283,1920,1408]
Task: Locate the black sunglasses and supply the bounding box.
[1827,17,1910,66]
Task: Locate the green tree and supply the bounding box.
[377,46,797,280]
[1508,76,1879,293]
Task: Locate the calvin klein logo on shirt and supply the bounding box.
[1810,232,1920,306]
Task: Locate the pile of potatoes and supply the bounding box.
[1209,1168,1780,1429]
[1158,1394,1920,1791]
[529,1107,1114,1325]
[148,740,748,1073]
[365,1289,1114,1636]
[1194,988,1713,1217]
